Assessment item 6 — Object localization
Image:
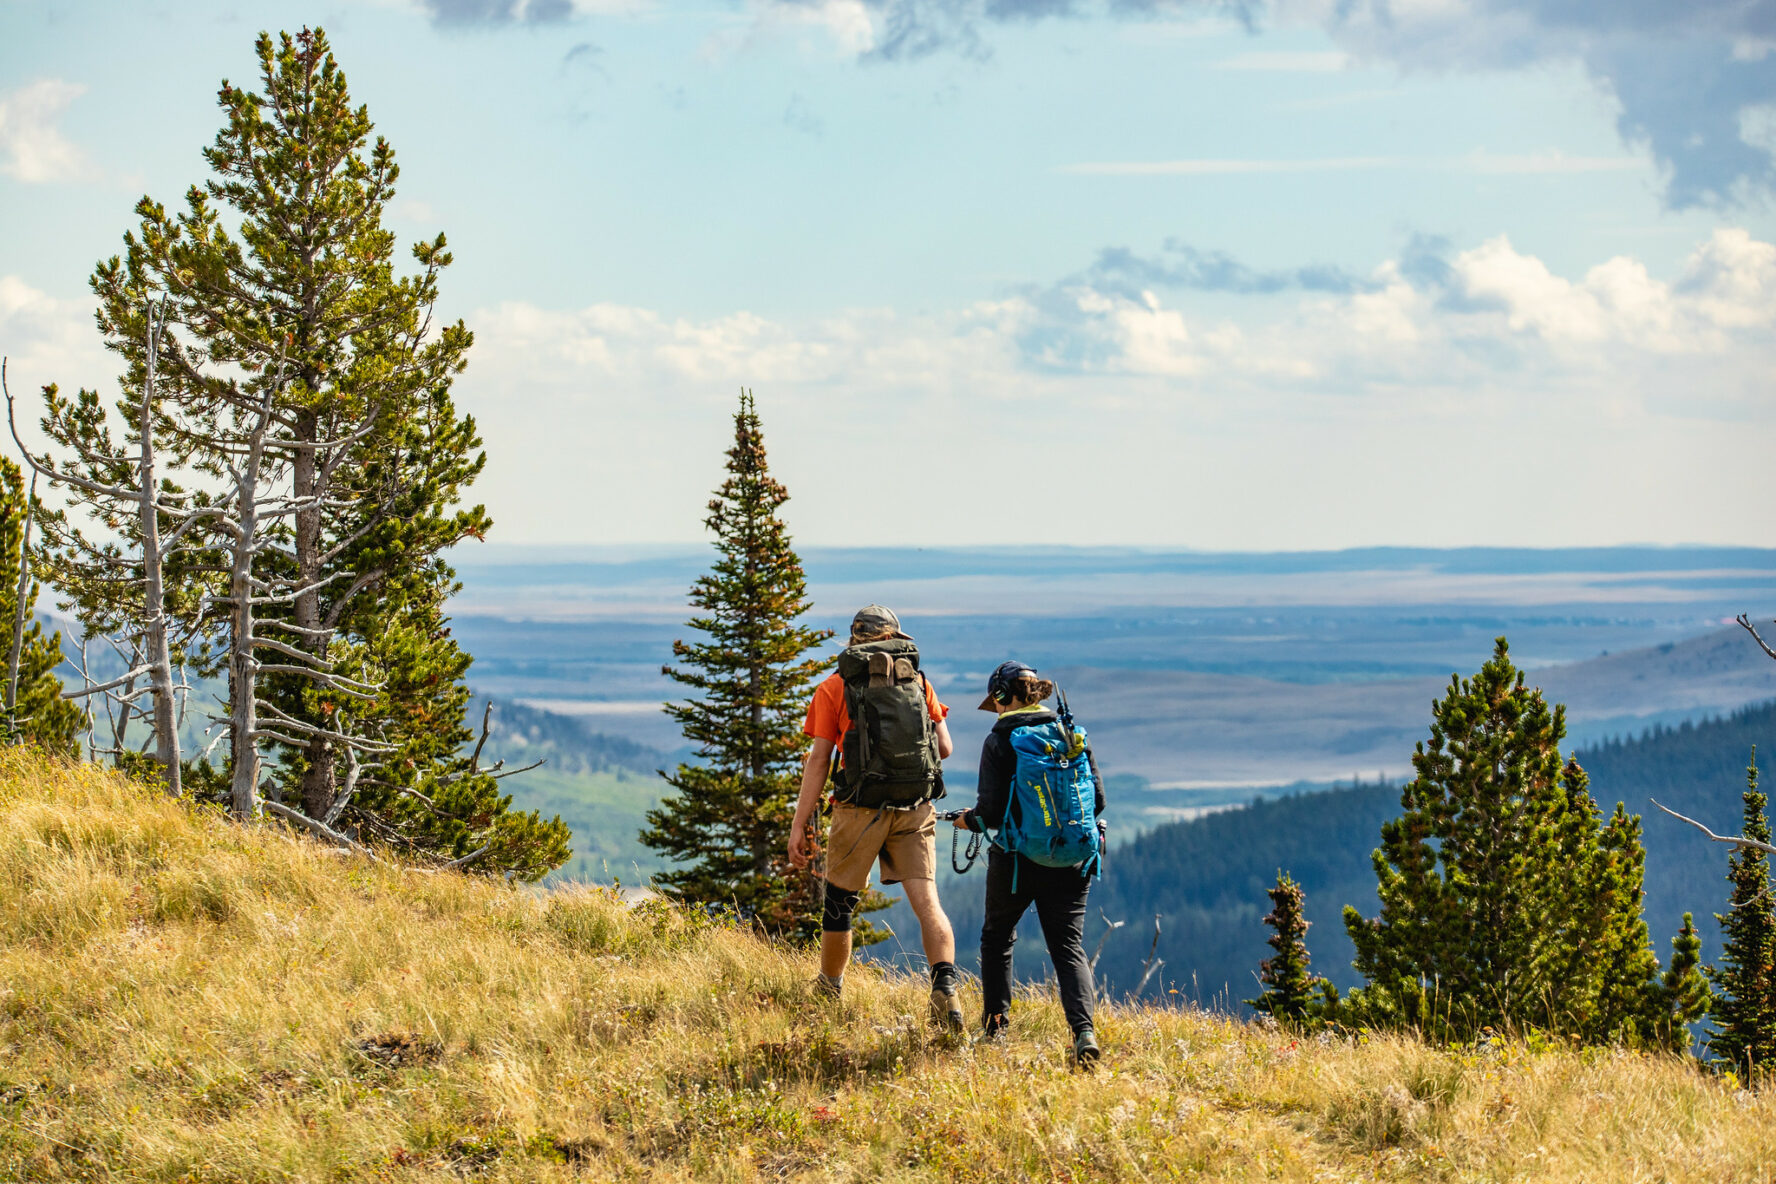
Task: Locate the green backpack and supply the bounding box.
[833,638,945,809]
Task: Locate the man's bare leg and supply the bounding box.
[903,878,964,1029]
[902,878,957,966]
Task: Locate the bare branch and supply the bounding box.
[469,700,493,773]
[437,843,493,872]
[248,635,334,666]
[262,800,381,861]
[250,664,377,696]
[1737,614,1776,663]
[1651,798,1776,856]
[490,759,545,780]
[60,667,154,699]
[251,728,317,747]
[1131,915,1165,998]
[258,619,336,639]
[253,702,392,746]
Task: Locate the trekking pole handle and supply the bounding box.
[935,809,968,821]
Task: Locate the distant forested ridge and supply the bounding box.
[893,700,1776,1009]
[472,698,668,777]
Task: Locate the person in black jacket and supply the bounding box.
[952,660,1106,1067]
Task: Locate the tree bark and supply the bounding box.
[138,305,181,796]
[228,383,277,820]
[291,403,335,819]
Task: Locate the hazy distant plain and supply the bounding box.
[453,545,1776,805]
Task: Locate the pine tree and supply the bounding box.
[1342,638,1697,1042]
[1648,912,1710,1053]
[641,391,838,940]
[60,27,564,875]
[0,459,81,755]
[1248,871,1336,1026]
[1707,751,1776,1079]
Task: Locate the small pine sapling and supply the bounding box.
[1707,751,1776,1081]
[1248,870,1336,1027]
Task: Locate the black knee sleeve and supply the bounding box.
[822,885,860,933]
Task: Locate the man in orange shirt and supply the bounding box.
[789,604,962,1027]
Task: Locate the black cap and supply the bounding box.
[978,660,1038,712]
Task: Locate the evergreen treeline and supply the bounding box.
[1029,699,1776,1015]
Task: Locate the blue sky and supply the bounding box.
[3,0,1774,548]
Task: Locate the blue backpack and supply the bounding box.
[996,713,1103,885]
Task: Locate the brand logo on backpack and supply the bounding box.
[998,718,1102,880]
[833,639,944,809]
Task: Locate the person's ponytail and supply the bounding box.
[1011,676,1056,706]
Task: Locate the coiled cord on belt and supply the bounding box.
[939,809,983,874]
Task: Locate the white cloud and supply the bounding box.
[0,80,90,184]
[350,231,1776,547]
[467,230,1776,400]
[0,277,106,388]
[1675,227,1776,330]
[711,0,877,59]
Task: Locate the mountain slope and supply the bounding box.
[2,752,1771,1181]
[1080,699,1776,1005]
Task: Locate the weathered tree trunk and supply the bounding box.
[138,305,181,795]
[227,381,278,820]
[291,404,335,819]
[227,458,260,819]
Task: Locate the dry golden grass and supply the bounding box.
[3,750,1774,1182]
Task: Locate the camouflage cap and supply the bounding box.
[850,604,912,642]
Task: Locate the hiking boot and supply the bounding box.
[1071,1027,1101,1070]
[930,985,965,1032]
[813,973,843,1001]
[981,1012,1009,1043]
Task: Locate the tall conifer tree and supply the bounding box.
[35,27,567,876]
[1342,638,1706,1042]
[642,391,834,939]
[1707,751,1776,1078]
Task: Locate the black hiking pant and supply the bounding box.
[978,848,1096,1035]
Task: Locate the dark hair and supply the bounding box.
[1005,676,1056,706]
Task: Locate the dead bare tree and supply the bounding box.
[203,367,388,818]
[11,295,397,818]
[1132,914,1166,999]
[4,304,192,791]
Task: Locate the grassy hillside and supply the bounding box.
[4,754,1775,1181]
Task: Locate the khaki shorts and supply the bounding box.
[824,801,937,892]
